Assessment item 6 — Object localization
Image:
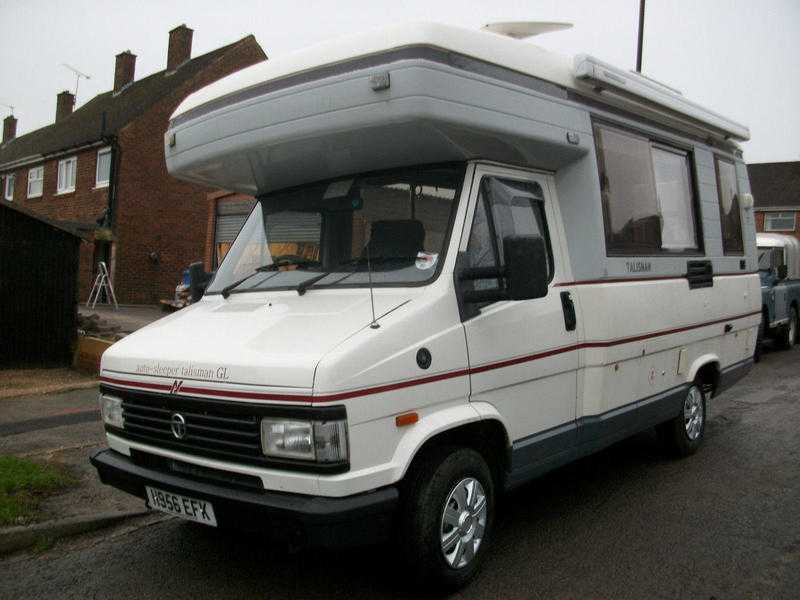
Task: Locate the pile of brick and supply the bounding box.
[77,313,124,340]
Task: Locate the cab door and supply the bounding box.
[458,165,580,480]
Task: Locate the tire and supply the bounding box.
[779,305,798,349]
[400,446,495,592]
[658,382,707,457]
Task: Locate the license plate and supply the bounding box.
[145,486,217,526]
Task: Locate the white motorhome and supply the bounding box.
[91,22,759,590]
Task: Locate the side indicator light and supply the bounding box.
[395,412,419,427]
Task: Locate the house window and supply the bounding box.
[715,156,744,255]
[3,174,14,201]
[57,157,77,194]
[594,123,700,255]
[764,211,796,232]
[96,148,111,188]
[27,166,44,198]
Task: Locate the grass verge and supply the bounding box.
[0,456,76,527]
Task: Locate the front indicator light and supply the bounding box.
[99,394,124,429]
[261,418,348,463]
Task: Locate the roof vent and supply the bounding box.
[481,21,573,39]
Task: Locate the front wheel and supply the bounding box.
[658,382,707,457]
[400,447,495,592]
[779,306,799,349]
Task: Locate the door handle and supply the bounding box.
[560,291,577,332]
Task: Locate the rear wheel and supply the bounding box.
[780,305,798,349]
[400,446,495,592]
[658,382,707,457]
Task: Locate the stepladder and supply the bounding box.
[86,261,119,310]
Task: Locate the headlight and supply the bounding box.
[261,418,348,463]
[99,394,124,429]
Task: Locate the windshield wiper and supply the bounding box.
[295,255,418,296]
[296,259,364,296]
[220,258,314,299]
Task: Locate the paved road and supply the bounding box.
[3,347,799,599]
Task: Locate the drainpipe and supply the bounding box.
[105,136,120,229]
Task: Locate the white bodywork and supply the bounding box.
[173,22,749,143]
[757,232,800,280]
[101,23,759,499]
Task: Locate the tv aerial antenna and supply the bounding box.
[0,102,13,116]
[61,63,92,97]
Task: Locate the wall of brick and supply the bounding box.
[2,147,109,223]
[3,148,109,300]
[112,39,265,304]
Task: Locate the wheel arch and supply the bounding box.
[394,403,511,492]
[688,355,721,397]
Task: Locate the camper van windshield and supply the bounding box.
[206,165,464,295]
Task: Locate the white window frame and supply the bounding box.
[57,156,77,194]
[3,174,14,201]
[764,211,796,232]
[27,166,44,198]
[95,147,111,188]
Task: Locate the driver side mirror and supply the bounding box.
[777,264,788,280]
[459,234,549,304]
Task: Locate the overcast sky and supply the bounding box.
[0,0,797,164]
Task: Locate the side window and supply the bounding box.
[465,176,553,294]
[715,156,744,255]
[594,123,700,255]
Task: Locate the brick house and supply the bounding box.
[0,25,265,304]
[748,161,800,240]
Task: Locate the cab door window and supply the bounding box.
[465,176,554,297]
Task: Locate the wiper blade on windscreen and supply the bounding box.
[296,259,363,296]
[295,255,417,296]
[220,258,313,299]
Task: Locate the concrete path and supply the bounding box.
[0,388,144,533]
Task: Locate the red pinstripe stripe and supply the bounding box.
[555,272,757,287]
[100,309,760,404]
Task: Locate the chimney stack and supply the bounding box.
[55,91,75,122]
[114,50,136,93]
[2,115,16,143]
[167,24,193,71]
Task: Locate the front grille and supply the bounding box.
[118,390,265,465]
[101,385,349,473]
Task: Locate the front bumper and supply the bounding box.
[90,449,399,548]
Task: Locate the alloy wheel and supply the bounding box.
[440,477,487,569]
[684,386,704,441]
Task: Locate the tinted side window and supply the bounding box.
[715,157,743,254]
[465,176,553,295]
[595,126,661,253]
[594,124,700,255]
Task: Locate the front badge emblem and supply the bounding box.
[171,413,187,439]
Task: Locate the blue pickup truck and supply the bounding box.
[757,233,800,356]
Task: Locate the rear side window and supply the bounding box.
[465,177,553,294]
[594,124,700,255]
[715,157,743,255]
